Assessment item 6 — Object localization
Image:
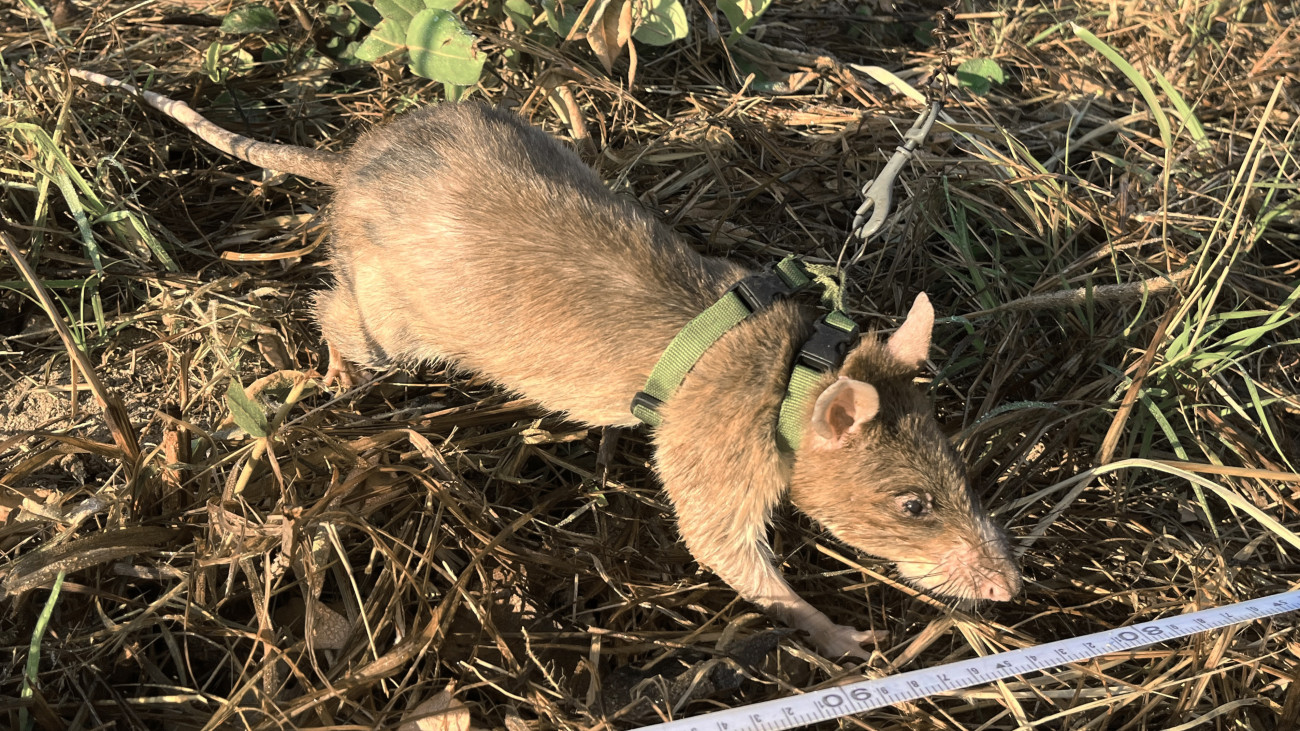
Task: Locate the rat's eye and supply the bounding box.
[899,495,929,517]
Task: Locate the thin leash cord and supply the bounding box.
[825,4,959,307]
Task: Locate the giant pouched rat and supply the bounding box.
[69,68,1021,659]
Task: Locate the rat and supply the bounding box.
[69,68,1021,659]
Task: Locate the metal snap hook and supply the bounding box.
[847,100,943,263]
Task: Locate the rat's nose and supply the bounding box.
[983,582,1012,602]
[978,569,1022,602]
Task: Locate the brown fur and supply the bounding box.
[791,344,1022,605]
[317,103,745,425]
[71,76,1021,658]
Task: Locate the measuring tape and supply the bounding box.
[637,589,1300,731]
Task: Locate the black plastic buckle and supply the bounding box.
[730,264,809,313]
[630,391,664,415]
[797,316,860,372]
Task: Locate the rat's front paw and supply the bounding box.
[810,624,887,660]
[321,342,364,390]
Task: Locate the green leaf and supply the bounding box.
[20,568,65,731]
[220,4,279,34]
[324,34,351,58]
[405,8,486,85]
[503,0,534,27]
[203,41,227,83]
[354,17,408,61]
[202,42,255,82]
[374,0,413,22]
[1105,459,1300,551]
[394,0,428,13]
[232,48,256,73]
[226,378,269,438]
[956,58,1005,95]
[9,123,181,273]
[1150,66,1211,152]
[632,0,687,45]
[375,0,424,21]
[1071,23,1172,149]
[326,3,362,36]
[542,0,580,36]
[733,56,771,86]
[261,41,290,64]
[347,0,383,27]
[422,0,460,7]
[960,58,1005,84]
[326,36,364,62]
[717,0,769,39]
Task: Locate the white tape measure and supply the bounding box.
[638,589,1300,731]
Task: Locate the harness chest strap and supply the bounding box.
[630,256,812,425]
[630,257,859,452]
[774,309,858,452]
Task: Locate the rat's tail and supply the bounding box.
[68,68,344,185]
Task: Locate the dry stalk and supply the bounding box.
[0,226,141,468]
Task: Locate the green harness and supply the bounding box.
[630,256,859,452]
[629,100,944,447]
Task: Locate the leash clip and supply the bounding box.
[849,100,942,254]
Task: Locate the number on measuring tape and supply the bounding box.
[635,589,1300,731]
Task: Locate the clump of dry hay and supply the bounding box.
[1,0,1297,729]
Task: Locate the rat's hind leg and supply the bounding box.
[313,285,381,389]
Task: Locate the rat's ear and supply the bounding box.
[808,378,879,448]
[886,293,934,370]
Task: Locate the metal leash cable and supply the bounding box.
[837,5,957,272]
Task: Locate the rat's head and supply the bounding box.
[789,294,1021,602]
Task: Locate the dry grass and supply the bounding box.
[2,0,1298,729]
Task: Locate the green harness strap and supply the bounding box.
[774,309,859,451]
[630,256,812,425]
[631,257,859,452]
